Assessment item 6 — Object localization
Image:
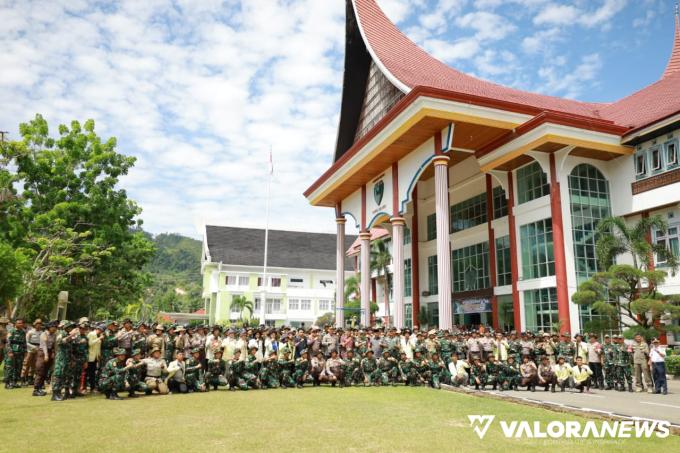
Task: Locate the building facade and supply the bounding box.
[305,0,680,340]
[201,225,355,327]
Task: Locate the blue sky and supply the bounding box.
[0,0,676,238]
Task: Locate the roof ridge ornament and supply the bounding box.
[662,3,680,78]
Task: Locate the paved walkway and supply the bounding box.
[445,378,680,426]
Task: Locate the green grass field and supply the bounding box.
[0,385,677,452]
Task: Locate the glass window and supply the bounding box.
[635,153,647,177]
[404,258,412,297]
[520,218,555,279]
[655,226,680,265]
[427,255,438,295]
[451,242,489,292]
[270,277,281,287]
[450,193,487,232]
[404,226,411,245]
[516,162,550,204]
[319,299,331,311]
[230,303,240,313]
[300,299,311,310]
[226,275,236,286]
[289,277,304,288]
[257,277,263,287]
[426,214,437,241]
[265,298,281,314]
[254,298,261,311]
[493,186,508,219]
[288,299,299,310]
[524,288,558,333]
[238,276,249,286]
[667,142,678,166]
[651,147,663,171]
[495,235,512,286]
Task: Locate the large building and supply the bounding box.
[201,225,355,327]
[304,0,680,340]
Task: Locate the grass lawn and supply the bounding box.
[0,385,678,452]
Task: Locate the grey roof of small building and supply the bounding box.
[205,225,356,271]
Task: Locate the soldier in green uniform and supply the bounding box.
[99,348,129,400]
[70,320,89,397]
[342,350,363,387]
[498,355,520,391]
[507,332,521,364]
[185,348,206,392]
[294,349,311,388]
[258,350,280,389]
[414,350,430,386]
[99,320,119,382]
[614,335,633,392]
[51,321,77,401]
[3,318,26,389]
[205,349,228,390]
[360,349,380,386]
[470,358,488,390]
[125,348,148,397]
[277,351,295,388]
[228,350,249,390]
[164,325,176,363]
[132,323,148,357]
[485,356,501,390]
[602,334,617,390]
[427,352,447,389]
[378,350,399,386]
[398,352,418,386]
[556,333,575,365]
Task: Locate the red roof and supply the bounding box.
[354,0,680,132]
[192,308,206,315]
[346,227,389,256]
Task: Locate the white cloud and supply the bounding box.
[424,37,480,62]
[537,53,603,98]
[534,0,628,28]
[533,4,580,25]
[456,11,517,41]
[521,27,562,54]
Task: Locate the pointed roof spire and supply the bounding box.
[662,3,680,78]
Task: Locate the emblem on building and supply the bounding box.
[373,180,384,205]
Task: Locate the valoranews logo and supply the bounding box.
[467,415,670,439]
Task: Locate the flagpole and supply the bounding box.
[259,148,273,326]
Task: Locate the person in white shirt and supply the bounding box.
[571,357,593,393]
[649,338,667,395]
[448,353,469,387]
[400,331,416,359]
[553,356,572,392]
[221,330,237,361]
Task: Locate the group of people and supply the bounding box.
[0,316,670,401]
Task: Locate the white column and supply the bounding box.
[391,217,405,329]
[359,231,371,327]
[335,217,346,328]
[433,155,452,330]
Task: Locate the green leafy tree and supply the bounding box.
[316,312,334,326]
[343,274,378,327]
[0,241,26,313]
[572,215,680,340]
[0,114,155,318]
[230,295,253,324]
[370,239,392,326]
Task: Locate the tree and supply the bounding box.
[343,274,378,327]
[370,239,392,327]
[418,306,431,330]
[0,241,26,313]
[230,295,253,324]
[572,215,680,340]
[0,115,155,318]
[316,312,334,327]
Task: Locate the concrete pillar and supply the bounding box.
[335,216,346,328]
[433,155,452,330]
[549,153,572,334]
[359,231,371,327]
[391,217,405,328]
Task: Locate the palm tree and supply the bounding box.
[344,274,359,304]
[370,239,392,327]
[230,295,253,324]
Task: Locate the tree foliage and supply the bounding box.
[370,238,392,325]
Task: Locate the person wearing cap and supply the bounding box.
[614,335,634,392]
[0,316,9,365]
[116,318,135,357]
[185,347,206,392]
[173,325,190,359]
[649,338,668,395]
[33,321,57,396]
[397,351,416,386]
[310,351,325,386]
[466,331,482,363]
[537,356,556,392]
[142,347,169,395]
[69,320,89,397]
[50,321,76,400]
[376,350,398,386]
[632,333,653,393]
[125,349,148,397]
[448,352,470,388]
[485,355,501,390]
[132,322,148,357]
[99,320,119,379]
[86,323,103,393]
[586,333,604,390]
[167,350,189,393]
[571,356,593,393]
[293,349,311,388]
[205,348,229,390]
[427,352,447,389]
[277,350,295,389]
[573,333,588,364]
[99,347,131,400]
[21,318,43,385]
[342,349,362,387]
[556,333,575,366]
[360,349,380,386]
[602,334,617,390]
[227,349,248,390]
[257,349,279,389]
[147,325,166,359]
[499,355,520,391]
[553,356,572,392]
[493,332,509,363]
[164,325,177,363]
[469,357,488,391]
[321,326,338,358]
[4,318,27,389]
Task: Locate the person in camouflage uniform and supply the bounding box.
[485,356,501,390]
[244,346,261,389]
[470,358,488,390]
[414,350,430,385]
[342,350,363,386]
[614,335,633,392]
[556,333,575,365]
[51,322,77,401]
[377,350,399,386]
[602,334,617,390]
[228,350,249,390]
[293,349,311,388]
[427,352,447,389]
[360,350,381,386]
[164,325,176,363]
[398,352,419,386]
[205,349,228,390]
[439,333,453,365]
[498,356,520,391]
[132,323,148,357]
[259,350,281,389]
[185,348,206,392]
[99,348,130,400]
[70,321,90,397]
[277,352,295,388]
[125,349,148,397]
[507,333,521,364]
[99,321,119,382]
[3,318,27,389]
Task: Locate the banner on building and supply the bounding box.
[454,298,491,314]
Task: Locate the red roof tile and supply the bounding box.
[663,15,680,79]
[346,227,389,256]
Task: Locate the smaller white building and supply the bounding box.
[201,225,356,327]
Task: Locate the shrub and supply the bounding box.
[667,355,680,376]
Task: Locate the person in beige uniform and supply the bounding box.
[21,319,43,384]
[142,348,168,394]
[632,334,653,393]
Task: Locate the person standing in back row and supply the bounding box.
[649,338,667,395]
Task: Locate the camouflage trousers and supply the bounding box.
[364,369,382,385]
[128,371,148,393]
[3,351,24,385]
[70,359,87,391]
[258,369,280,389]
[51,356,71,393]
[499,373,519,390]
[100,373,126,393]
[205,374,229,389]
[379,368,399,385]
[402,369,421,386]
[604,364,615,387]
[343,368,364,386]
[471,373,488,388]
[186,373,206,392]
[280,370,295,388]
[293,370,310,386]
[615,365,633,386]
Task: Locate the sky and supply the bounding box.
[0,0,677,239]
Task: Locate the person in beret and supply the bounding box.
[125,348,148,397]
[99,347,129,400]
